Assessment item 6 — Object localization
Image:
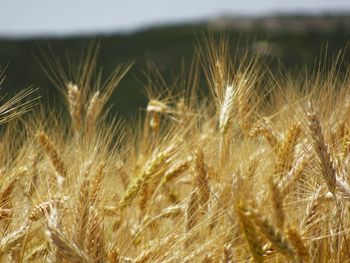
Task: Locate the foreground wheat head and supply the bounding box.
[0,40,350,263]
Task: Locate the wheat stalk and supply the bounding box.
[29,197,67,221]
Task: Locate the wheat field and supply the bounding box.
[0,39,349,263]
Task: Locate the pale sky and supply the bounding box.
[1,0,350,37]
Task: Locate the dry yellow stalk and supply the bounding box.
[37,131,67,178]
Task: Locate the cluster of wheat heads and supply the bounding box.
[1,41,350,263]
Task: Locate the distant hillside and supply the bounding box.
[0,14,349,116]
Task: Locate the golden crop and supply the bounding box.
[0,38,349,262]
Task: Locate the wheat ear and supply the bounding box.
[219,84,235,136]
[275,123,301,174]
[0,177,17,207]
[162,157,191,184]
[119,146,174,208]
[25,244,48,261]
[46,225,92,263]
[0,224,29,254]
[86,91,102,136]
[287,226,309,262]
[250,117,279,149]
[268,177,284,229]
[90,162,105,205]
[195,149,210,208]
[107,249,120,263]
[67,83,82,131]
[236,202,264,263]
[185,189,199,232]
[86,207,105,262]
[134,235,175,263]
[37,131,67,178]
[278,155,308,198]
[247,206,296,258]
[29,197,67,221]
[307,102,336,194]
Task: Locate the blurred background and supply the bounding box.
[0,1,349,115]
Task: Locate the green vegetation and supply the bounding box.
[0,15,349,115]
